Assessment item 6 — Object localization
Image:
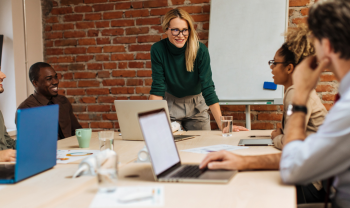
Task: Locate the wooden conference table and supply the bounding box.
[0,130,296,208]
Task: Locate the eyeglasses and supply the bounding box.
[168,28,190,36]
[268,60,287,66]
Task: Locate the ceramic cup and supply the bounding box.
[76,128,92,148]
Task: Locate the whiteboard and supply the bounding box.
[208,0,288,105]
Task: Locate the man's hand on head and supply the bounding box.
[0,149,16,162]
[292,56,330,105]
[199,150,246,170]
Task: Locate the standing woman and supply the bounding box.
[149,8,247,131]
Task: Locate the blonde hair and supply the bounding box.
[162,9,199,72]
[281,24,315,65]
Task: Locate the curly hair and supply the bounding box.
[279,25,315,66]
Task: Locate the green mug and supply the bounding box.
[76,128,92,148]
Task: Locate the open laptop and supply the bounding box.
[138,108,237,183]
[0,105,59,184]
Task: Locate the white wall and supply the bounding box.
[0,0,17,130]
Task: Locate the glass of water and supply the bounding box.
[99,131,115,151]
[97,151,118,192]
[221,116,233,137]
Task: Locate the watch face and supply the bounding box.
[286,104,293,116]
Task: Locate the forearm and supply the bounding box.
[209,103,222,130]
[149,95,163,100]
[242,153,281,170]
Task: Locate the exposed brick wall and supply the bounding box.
[41,0,337,131]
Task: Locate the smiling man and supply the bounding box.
[16,62,81,140]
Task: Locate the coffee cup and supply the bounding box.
[76,128,92,148]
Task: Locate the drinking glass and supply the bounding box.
[97,152,118,192]
[99,131,115,151]
[221,116,233,137]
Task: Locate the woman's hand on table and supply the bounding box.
[0,149,16,162]
[271,128,282,139]
[233,125,249,132]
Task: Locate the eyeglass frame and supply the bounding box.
[268,60,289,66]
[167,27,190,37]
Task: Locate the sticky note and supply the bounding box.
[263,82,277,90]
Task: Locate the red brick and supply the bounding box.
[138,35,161,43]
[96,55,109,61]
[171,0,185,5]
[102,79,125,86]
[113,37,136,44]
[67,97,75,103]
[51,7,73,15]
[61,0,84,5]
[85,13,101,21]
[316,84,334,92]
[143,0,167,8]
[125,27,149,35]
[203,23,209,30]
[112,70,136,77]
[192,14,209,22]
[90,122,113,128]
[292,17,308,25]
[78,38,96,45]
[64,31,86,38]
[84,0,107,3]
[178,6,202,14]
[98,97,116,103]
[101,29,124,36]
[67,89,85,95]
[189,0,209,3]
[74,72,96,79]
[128,44,152,52]
[87,63,103,70]
[46,48,64,55]
[55,39,77,46]
[88,30,99,37]
[78,80,100,87]
[46,16,59,23]
[87,46,102,53]
[289,0,310,7]
[145,79,152,86]
[322,94,336,101]
[52,65,68,71]
[136,18,161,25]
[102,113,118,120]
[320,74,336,82]
[93,3,114,11]
[111,87,134,94]
[103,12,123,19]
[103,45,125,52]
[45,40,54,47]
[68,64,85,71]
[95,21,110,28]
[203,5,210,13]
[77,114,101,120]
[64,47,86,54]
[136,87,151,94]
[64,14,83,22]
[111,54,134,60]
[300,8,309,16]
[323,103,333,111]
[251,123,274,130]
[250,105,278,111]
[74,6,92,13]
[128,62,144,68]
[145,61,151,68]
[97,37,110,44]
[98,71,111,78]
[125,9,149,18]
[150,8,172,16]
[58,89,66,95]
[52,23,74,31]
[118,62,128,69]
[45,32,63,39]
[86,88,110,95]
[130,96,147,100]
[59,81,77,88]
[63,73,73,79]
[111,20,135,27]
[103,63,117,69]
[76,22,95,29]
[135,53,151,60]
[76,55,94,62]
[115,2,132,10]
[220,105,246,112]
[79,97,96,103]
[198,32,208,40]
[137,70,152,77]
[47,56,75,63]
[127,79,143,86]
[257,113,283,121]
[88,105,111,112]
[72,105,87,112]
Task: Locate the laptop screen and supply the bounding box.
[139,109,180,176]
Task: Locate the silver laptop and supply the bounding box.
[238,139,273,146]
[138,108,237,183]
[114,100,171,141]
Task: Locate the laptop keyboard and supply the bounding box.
[172,165,205,178]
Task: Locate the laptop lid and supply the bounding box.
[15,105,59,182]
[138,109,181,178]
[114,100,170,141]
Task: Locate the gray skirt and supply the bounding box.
[164,92,211,131]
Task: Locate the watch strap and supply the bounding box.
[292,105,308,114]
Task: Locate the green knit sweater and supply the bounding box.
[150,38,219,106]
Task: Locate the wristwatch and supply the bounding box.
[286,104,308,116]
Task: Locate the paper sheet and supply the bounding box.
[90,186,164,207]
[181,144,248,154]
[0,185,7,191]
[57,150,100,164]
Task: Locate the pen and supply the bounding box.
[249,135,270,137]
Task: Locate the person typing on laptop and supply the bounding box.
[16,62,81,140]
[0,70,16,162]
